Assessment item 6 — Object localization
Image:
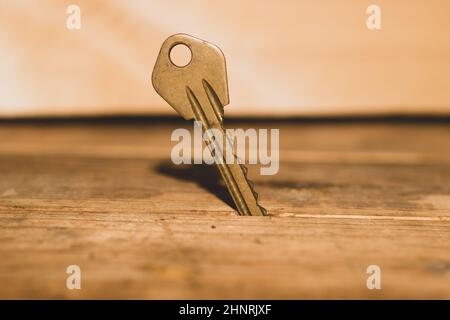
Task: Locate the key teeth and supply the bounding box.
[259,205,268,216]
[241,162,248,175]
[189,81,266,216]
[239,163,268,216]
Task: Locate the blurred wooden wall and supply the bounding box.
[0,0,449,118]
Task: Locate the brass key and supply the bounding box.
[152,34,267,216]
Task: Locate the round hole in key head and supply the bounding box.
[169,43,192,67]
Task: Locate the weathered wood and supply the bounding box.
[0,121,449,299]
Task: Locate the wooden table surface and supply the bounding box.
[0,118,449,299]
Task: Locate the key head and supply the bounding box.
[152,34,229,120]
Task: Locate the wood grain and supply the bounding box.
[0,120,449,299]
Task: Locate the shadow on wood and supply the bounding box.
[155,160,236,210]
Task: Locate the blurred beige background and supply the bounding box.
[0,0,449,118]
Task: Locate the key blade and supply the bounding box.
[186,82,267,216]
[152,34,229,120]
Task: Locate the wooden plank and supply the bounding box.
[0,121,449,299]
